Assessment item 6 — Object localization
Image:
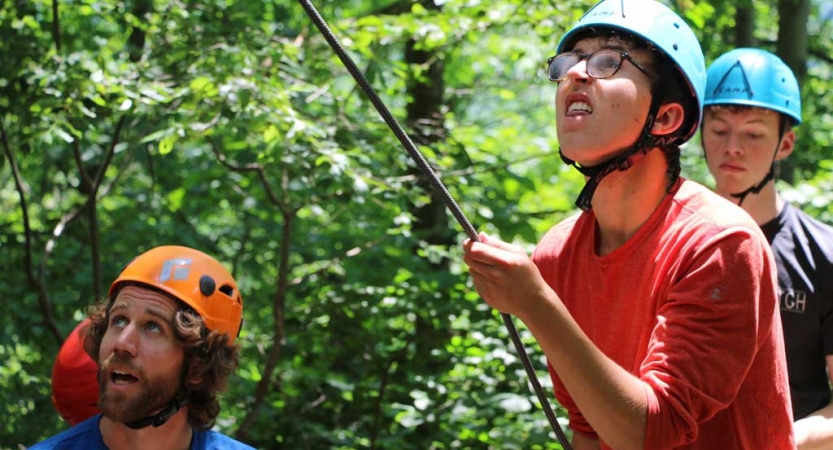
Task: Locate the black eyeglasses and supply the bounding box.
[546,49,655,84]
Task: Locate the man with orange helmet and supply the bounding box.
[32,245,253,449]
[51,318,101,426]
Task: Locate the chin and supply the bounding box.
[560,147,608,167]
[715,180,745,194]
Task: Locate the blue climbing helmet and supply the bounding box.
[552,0,706,211]
[556,0,706,142]
[704,47,802,125]
[703,48,801,206]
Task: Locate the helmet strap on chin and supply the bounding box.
[124,394,189,430]
[729,131,784,207]
[561,144,651,211]
[562,86,674,212]
[123,351,193,430]
[730,166,773,207]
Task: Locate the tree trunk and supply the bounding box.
[777,0,809,84]
[405,0,452,252]
[776,0,810,184]
[734,4,755,47]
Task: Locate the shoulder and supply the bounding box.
[786,203,833,236]
[537,212,583,247]
[782,203,833,257]
[669,180,769,246]
[674,180,759,229]
[649,181,777,281]
[28,415,105,450]
[192,429,256,450]
[531,211,585,264]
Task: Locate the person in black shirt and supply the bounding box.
[702,47,833,448]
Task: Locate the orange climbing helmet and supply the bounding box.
[52,318,100,425]
[109,246,244,344]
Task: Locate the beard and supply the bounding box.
[98,353,183,424]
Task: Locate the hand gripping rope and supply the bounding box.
[297,2,571,448]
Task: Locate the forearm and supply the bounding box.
[795,402,833,450]
[518,292,647,450]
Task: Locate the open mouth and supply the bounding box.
[111,370,139,385]
[567,101,592,115]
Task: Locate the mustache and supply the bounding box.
[102,352,141,375]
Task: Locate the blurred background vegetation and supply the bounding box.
[1,0,831,448]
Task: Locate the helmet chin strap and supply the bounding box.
[728,132,784,207]
[560,143,651,212]
[124,394,189,429]
[562,91,669,211]
[730,165,774,207]
[124,358,192,430]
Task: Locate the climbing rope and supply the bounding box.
[296,2,571,448]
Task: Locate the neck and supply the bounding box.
[590,149,671,255]
[100,408,193,450]
[724,182,781,225]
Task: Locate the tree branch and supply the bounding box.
[209,139,288,214]
[289,238,384,286]
[72,138,93,191]
[236,209,296,439]
[92,115,126,192]
[72,115,125,297]
[52,0,61,51]
[88,114,126,296]
[0,118,62,344]
[369,334,417,449]
[809,47,833,65]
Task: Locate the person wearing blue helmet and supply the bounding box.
[702,47,833,448]
[462,0,794,448]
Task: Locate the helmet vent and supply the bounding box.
[219,284,236,300]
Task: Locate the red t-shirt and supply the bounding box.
[533,179,794,449]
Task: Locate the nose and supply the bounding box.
[112,323,139,356]
[566,59,590,83]
[725,133,744,156]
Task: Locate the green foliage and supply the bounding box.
[1,0,831,448]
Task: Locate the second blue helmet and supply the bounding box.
[704,48,801,125]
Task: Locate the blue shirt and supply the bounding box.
[29,414,255,449]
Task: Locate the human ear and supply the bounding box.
[188,374,204,387]
[775,129,795,162]
[650,102,685,136]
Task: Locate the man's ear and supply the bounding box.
[186,364,204,386]
[651,102,685,136]
[775,129,796,162]
[188,375,204,387]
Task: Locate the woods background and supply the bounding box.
[2,0,832,448]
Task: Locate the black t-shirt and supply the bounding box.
[761,203,833,420]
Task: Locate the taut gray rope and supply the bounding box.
[296,2,571,447]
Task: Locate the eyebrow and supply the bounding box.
[707,113,768,125]
[571,39,629,54]
[109,302,176,326]
[601,43,628,51]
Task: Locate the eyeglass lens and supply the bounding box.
[548,50,624,82]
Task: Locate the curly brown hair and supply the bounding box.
[83,284,240,431]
